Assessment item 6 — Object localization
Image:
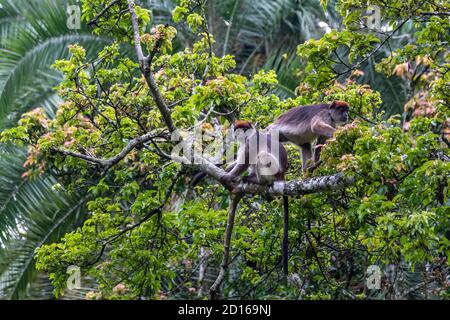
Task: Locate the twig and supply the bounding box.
[52,131,160,168]
[88,0,122,27]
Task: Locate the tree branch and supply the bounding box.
[209,193,242,300]
[237,173,355,196]
[336,18,410,78]
[53,137,355,196]
[419,12,450,16]
[52,131,160,168]
[127,0,145,64]
[127,0,176,132]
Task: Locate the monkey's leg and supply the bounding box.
[242,166,259,184]
[242,175,259,184]
[300,143,313,172]
[221,142,251,184]
[308,136,326,172]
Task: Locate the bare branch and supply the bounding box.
[419,12,450,16]
[127,0,145,64]
[127,0,176,132]
[238,173,355,196]
[209,193,242,300]
[53,131,160,168]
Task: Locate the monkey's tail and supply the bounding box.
[282,195,289,279]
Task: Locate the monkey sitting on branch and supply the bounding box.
[268,101,349,172]
[220,120,291,279]
[221,120,288,186]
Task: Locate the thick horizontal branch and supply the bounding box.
[238,173,355,196]
[192,156,354,196]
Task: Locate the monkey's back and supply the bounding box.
[274,104,328,125]
[269,104,329,145]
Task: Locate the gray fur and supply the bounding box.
[268,102,349,171]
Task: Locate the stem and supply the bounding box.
[222,0,240,57]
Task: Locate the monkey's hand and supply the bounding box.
[220,173,239,186]
[242,175,260,184]
[307,159,322,173]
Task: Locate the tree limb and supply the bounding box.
[53,139,355,196]
[336,18,410,78]
[127,0,175,132]
[237,173,355,196]
[209,193,242,300]
[52,131,160,168]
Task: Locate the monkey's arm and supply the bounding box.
[313,135,327,163]
[222,142,250,183]
[224,163,248,180]
[311,117,336,138]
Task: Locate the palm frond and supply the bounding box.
[0,145,88,299]
[0,0,112,129]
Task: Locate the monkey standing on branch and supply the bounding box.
[221,120,291,278]
[268,101,349,171]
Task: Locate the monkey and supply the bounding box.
[267,100,349,172]
[221,120,290,278]
[222,120,288,185]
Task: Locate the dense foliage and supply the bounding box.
[1,0,449,299]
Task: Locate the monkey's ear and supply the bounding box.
[330,100,349,109]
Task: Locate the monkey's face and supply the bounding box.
[330,105,349,124]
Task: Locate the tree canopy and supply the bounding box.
[0,0,449,300]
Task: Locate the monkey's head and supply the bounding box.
[329,101,349,124]
[233,120,254,131]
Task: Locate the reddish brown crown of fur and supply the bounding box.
[330,100,349,109]
[233,120,253,130]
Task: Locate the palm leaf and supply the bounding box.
[0,0,112,129]
[0,145,89,299]
[0,0,111,299]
